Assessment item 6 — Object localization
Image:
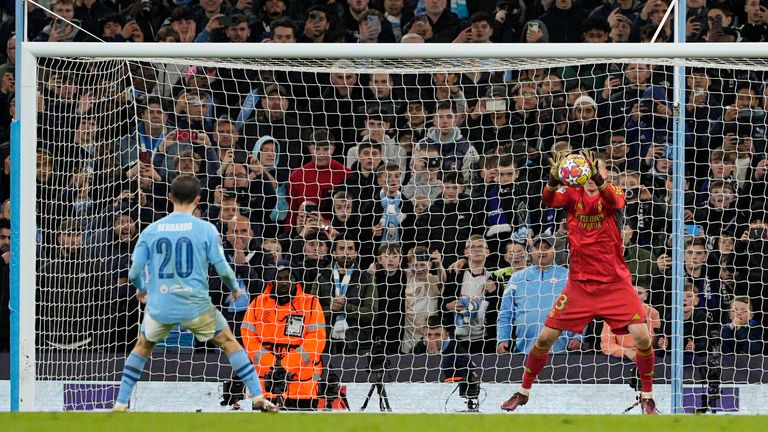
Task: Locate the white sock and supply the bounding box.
[641,392,653,399]
[518,387,531,397]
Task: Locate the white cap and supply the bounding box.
[573,95,597,109]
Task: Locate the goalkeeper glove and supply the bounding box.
[547,151,566,181]
[579,149,606,189]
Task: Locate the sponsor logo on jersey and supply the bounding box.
[631,313,642,321]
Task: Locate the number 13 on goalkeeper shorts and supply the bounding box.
[549,294,568,318]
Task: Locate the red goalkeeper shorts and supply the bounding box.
[544,278,646,335]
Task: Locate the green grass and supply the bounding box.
[2,413,767,432]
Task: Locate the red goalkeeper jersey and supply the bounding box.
[542,183,631,284]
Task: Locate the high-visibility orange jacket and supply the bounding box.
[241,282,326,400]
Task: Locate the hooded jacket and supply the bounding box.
[420,126,474,173]
[241,281,326,400]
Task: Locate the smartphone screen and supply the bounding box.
[367,16,380,32]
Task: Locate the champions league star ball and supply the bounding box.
[558,153,593,187]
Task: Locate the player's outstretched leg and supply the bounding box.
[113,336,155,412]
[501,327,561,412]
[212,327,278,413]
[628,323,658,415]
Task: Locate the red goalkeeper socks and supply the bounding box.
[521,344,550,391]
[635,346,655,394]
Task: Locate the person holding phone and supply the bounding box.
[358,10,384,42]
[705,4,740,42]
[35,0,89,42]
[300,6,332,43]
[521,20,549,42]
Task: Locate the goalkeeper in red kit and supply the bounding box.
[501,150,658,415]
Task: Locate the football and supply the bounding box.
[558,153,593,187]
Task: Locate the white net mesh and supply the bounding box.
[31,56,768,413]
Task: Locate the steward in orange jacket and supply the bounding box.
[241,262,326,410]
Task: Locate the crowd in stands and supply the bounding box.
[0,0,767,367]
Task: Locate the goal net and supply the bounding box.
[22,52,768,414]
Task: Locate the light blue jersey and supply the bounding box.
[497,264,583,354]
[129,212,238,324]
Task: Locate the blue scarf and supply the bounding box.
[379,190,402,244]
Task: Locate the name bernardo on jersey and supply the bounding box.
[157,223,193,232]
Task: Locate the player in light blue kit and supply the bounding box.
[113,175,278,413]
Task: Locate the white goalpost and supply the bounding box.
[11,40,768,414]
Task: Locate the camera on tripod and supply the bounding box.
[360,339,392,412]
[457,370,481,412]
[696,327,722,413]
[367,339,388,375]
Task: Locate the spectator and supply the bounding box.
[466,85,515,155]
[383,0,413,41]
[492,239,529,287]
[704,4,741,42]
[401,245,443,353]
[581,15,610,42]
[195,13,251,43]
[259,0,289,38]
[734,209,768,323]
[470,154,528,267]
[358,9,388,43]
[521,19,550,42]
[343,0,396,42]
[661,283,711,356]
[608,13,632,42]
[299,6,333,43]
[310,67,363,150]
[293,230,331,285]
[241,262,326,411]
[210,214,275,337]
[443,235,498,353]
[170,6,198,42]
[420,100,473,172]
[287,130,350,228]
[118,95,168,167]
[621,223,656,281]
[38,218,107,349]
[242,84,303,171]
[422,0,461,42]
[694,180,739,238]
[739,0,768,42]
[425,171,472,267]
[497,234,581,354]
[335,140,383,215]
[309,237,377,355]
[720,296,764,354]
[453,12,494,43]
[370,163,417,254]
[0,218,9,352]
[347,108,406,173]
[653,237,715,318]
[402,142,443,201]
[196,0,229,32]
[35,0,91,42]
[368,243,407,354]
[539,0,589,42]
[694,149,736,207]
[269,17,298,43]
[601,281,662,360]
[401,99,429,143]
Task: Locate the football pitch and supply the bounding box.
[2,413,765,432]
